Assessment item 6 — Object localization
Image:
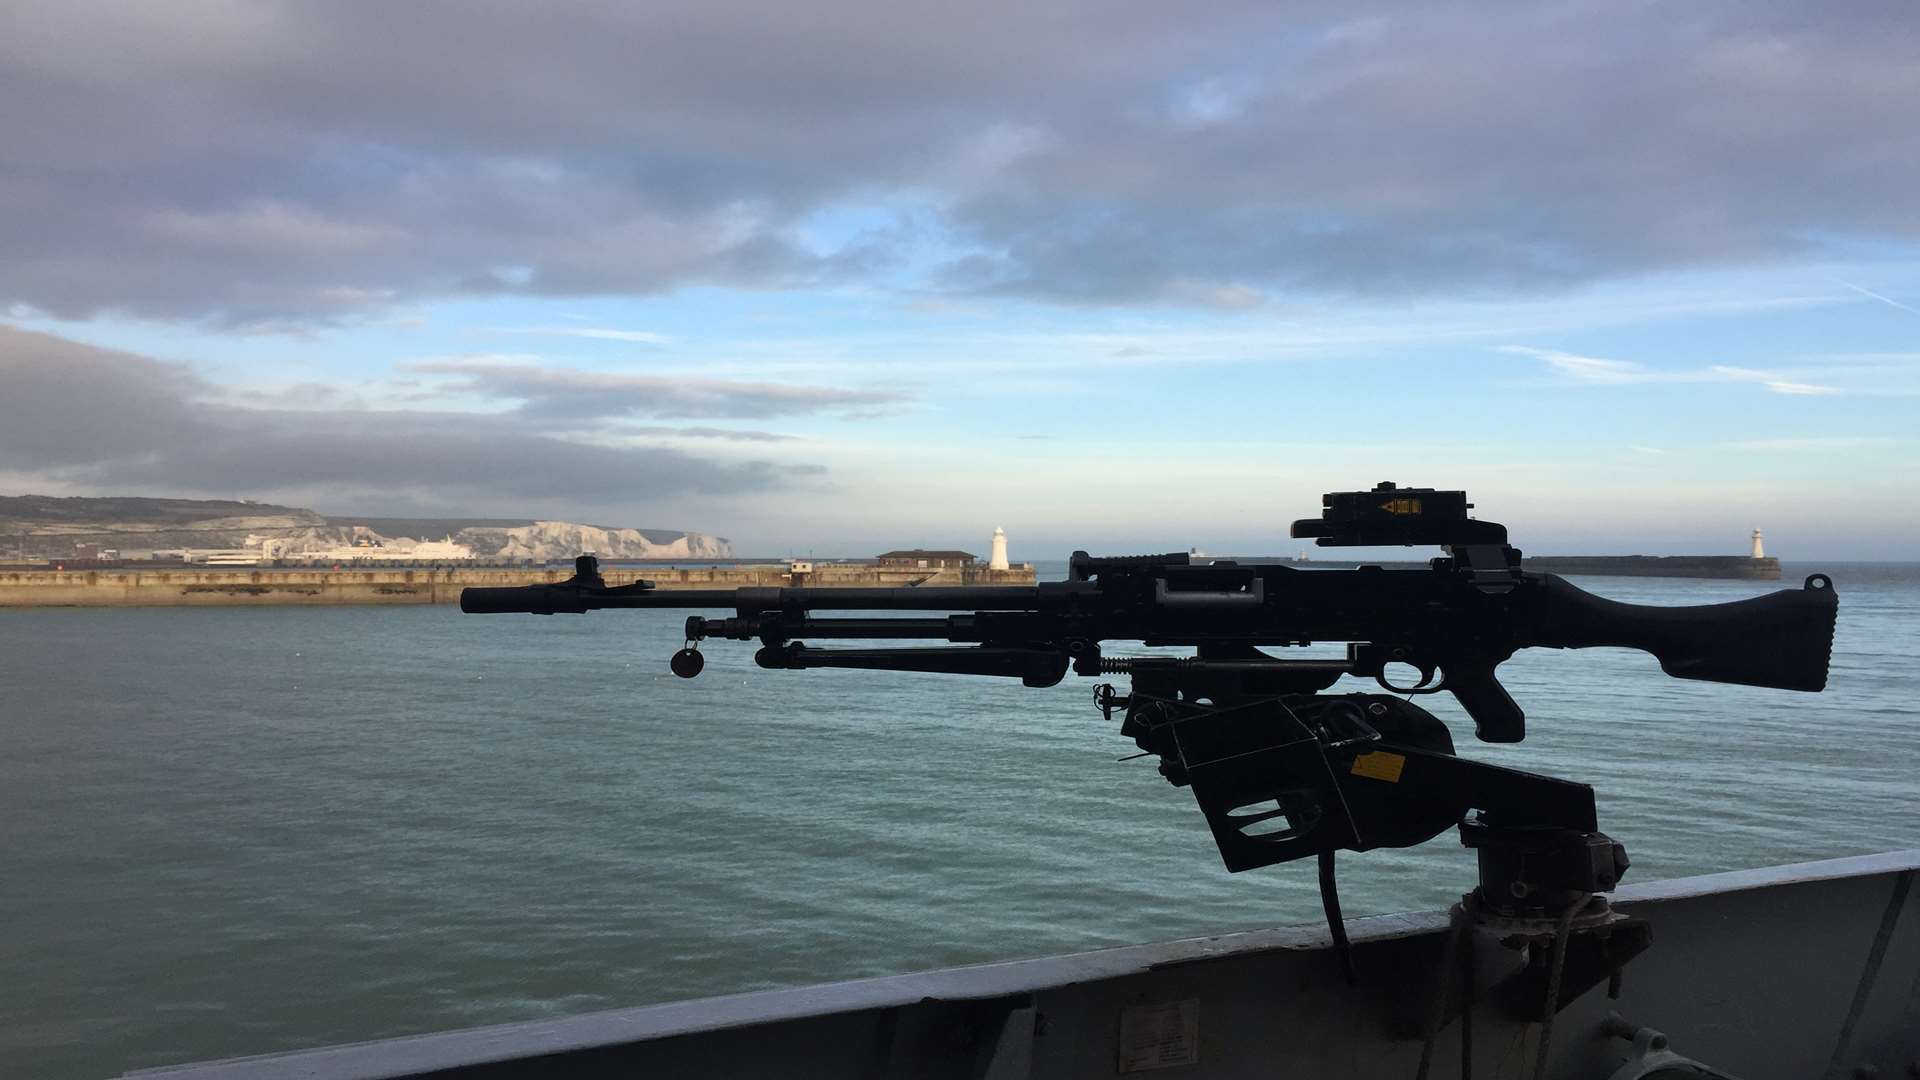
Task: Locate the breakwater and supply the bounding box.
[1520,555,1781,580]
[0,563,1038,607]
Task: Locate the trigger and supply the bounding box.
[1376,663,1439,694]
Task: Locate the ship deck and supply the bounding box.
[131,849,1920,1079]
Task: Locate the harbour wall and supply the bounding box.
[1520,555,1781,580]
[0,564,1039,608]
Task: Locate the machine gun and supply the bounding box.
[462,483,1837,998]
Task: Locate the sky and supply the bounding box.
[2,1,1916,559]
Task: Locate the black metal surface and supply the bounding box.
[1116,686,1607,875]
[1463,819,1628,910]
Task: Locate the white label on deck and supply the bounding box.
[1117,998,1199,1072]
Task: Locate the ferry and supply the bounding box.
[283,536,477,564]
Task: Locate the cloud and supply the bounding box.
[491,326,676,345]
[618,425,801,442]
[1705,365,1844,396]
[1505,347,1653,385]
[1718,436,1900,451]
[410,358,905,420]
[0,326,210,467]
[901,298,996,319]
[0,325,813,503]
[1501,346,1843,395]
[1832,279,1920,317]
[3,3,1918,323]
[229,382,358,408]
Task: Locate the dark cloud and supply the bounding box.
[0,325,811,501]
[940,5,1920,304]
[1,2,1916,322]
[411,359,903,420]
[0,327,209,466]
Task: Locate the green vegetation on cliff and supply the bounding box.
[0,495,323,529]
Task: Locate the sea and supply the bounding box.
[3,562,1915,1078]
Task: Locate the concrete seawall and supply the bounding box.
[0,565,1039,608]
[1521,555,1782,580]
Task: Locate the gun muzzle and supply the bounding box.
[1533,573,1837,692]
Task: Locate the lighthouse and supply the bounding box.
[989,527,1010,571]
[1751,529,1765,559]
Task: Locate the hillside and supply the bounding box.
[0,495,324,532]
[0,496,729,561]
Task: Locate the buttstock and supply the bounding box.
[1534,574,1837,692]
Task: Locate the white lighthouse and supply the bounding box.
[989,527,1010,571]
[1751,529,1765,559]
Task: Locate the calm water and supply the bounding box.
[3,563,1916,1078]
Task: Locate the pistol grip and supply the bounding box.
[1448,666,1525,743]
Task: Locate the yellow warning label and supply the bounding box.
[1350,751,1406,783]
[1378,498,1423,515]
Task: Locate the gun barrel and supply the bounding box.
[459,585,596,615]
[458,583,1052,615]
[1532,573,1837,692]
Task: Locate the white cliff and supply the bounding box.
[1,496,728,562]
[452,521,731,561]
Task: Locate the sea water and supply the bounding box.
[2,563,1915,1077]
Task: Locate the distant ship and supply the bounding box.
[1523,529,1781,580]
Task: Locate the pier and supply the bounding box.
[1519,555,1781,580]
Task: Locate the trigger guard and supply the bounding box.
[1376,665,1445,694]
